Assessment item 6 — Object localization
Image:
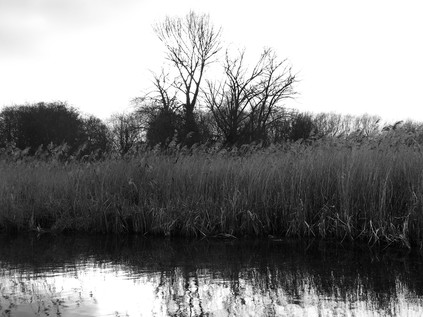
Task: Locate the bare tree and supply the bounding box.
[247,49,296,142]
[132,70,184,147]
[205,48,296,145]
[205,50,265,144]
[109,113,144,156]
[352,114,381,136]
[134,70,181,129]
[149,69,181,113]
[313,112,381,138]
[153,11,221,145]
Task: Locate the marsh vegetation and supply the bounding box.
[2,127,423,249]
[1,12,423,249]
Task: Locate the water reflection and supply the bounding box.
[0,234,423,316]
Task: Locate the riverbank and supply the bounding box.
[1,136,423,249]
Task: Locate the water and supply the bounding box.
[0,235,423,317]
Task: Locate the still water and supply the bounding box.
[0,234,423,317]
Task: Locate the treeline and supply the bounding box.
[1,100,423,161]
[2,11,423,159]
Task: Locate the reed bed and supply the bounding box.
[1,134,423,248]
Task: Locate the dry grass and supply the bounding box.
[1,132,423,248]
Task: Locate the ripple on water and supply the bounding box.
[1,235,423,316]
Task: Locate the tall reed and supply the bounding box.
[1,135,423,248]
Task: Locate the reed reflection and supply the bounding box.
[1,234,423,316]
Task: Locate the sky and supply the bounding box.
[0,0,422,123]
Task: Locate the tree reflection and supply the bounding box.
[0,234,423,316]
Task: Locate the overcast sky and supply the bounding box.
[0,0,422,122]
